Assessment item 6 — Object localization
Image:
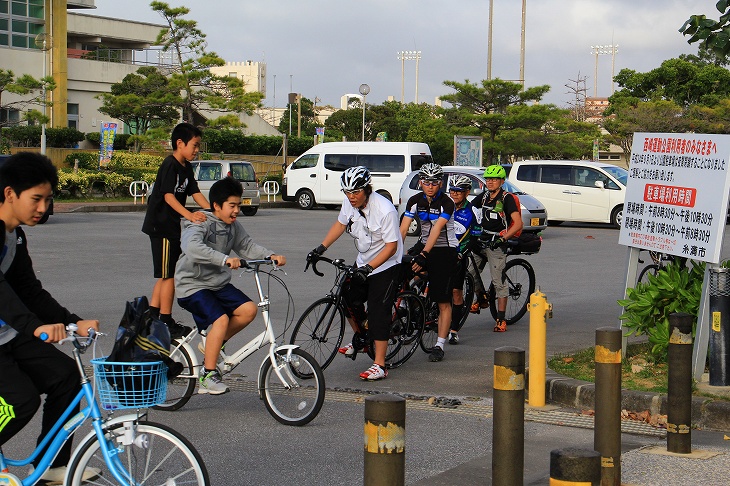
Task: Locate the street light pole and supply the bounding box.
[414,51,421,103]
[41,36,47,155]
[397,51,420,103]
[359,83,370,141]
[590,45,616,97]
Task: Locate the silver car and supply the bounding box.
[187,160,261,216]
[397,166,548,236]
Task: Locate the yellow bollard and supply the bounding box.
[528,289,552,407]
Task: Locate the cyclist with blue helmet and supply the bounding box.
[471,164,523,332]
[400,163,458,362]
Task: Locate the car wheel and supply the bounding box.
[241,206,258,216]
[611,205,623,229]
[375,190,392,205]
[296,189,315,210]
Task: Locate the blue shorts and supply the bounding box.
[177,283,252,333]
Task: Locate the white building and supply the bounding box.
[1,1,278,137]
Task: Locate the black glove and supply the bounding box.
[413,251,428,268]
[306,244,327,263]
[407,240,425,256]
[352,264,373,284]
[488,237,506,250]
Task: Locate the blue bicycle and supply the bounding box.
[0,324,209,485]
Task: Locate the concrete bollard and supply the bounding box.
[667,312,693,454]
[364,394,405,486]
[550,448,601,485]
[493,346,525,486]
[594,327,622,486]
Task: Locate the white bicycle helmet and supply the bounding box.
[340,166,372,191]
[448,174,472,191]
[419,163,443,181]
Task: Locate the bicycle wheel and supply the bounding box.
[419,297,440,353]
[153,340,196,411]
[67,420,209,485]
[261,347,325,426]
[289,297,345,373]
[637,264,660,286]
[455,273,474,331]
[385,291,425,368]
[489,258,536,325]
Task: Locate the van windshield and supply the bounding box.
[600,165,628,186]
[410,154,434,172]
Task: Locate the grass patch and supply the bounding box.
[549,342,669,394]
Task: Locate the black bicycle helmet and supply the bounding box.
[340,166,372,191]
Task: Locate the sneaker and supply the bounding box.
[429,346,445,362]
[449,332,459,345]
[198,369,229,395]
[494,319,507,332]
[359,363,388,381]
[338,342,368,357]
[469,302,481,314]
[167,321,192,339]
[36,465,101,484]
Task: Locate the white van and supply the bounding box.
[507,160,628,227]
[282,141,433,209]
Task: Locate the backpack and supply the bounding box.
[481,190,522,237]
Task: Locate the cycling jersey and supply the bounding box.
[453,200,481,254]
[403,191,458,248]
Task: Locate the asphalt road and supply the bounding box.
[7,208,728,485]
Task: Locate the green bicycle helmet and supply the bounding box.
[483,165,506,179]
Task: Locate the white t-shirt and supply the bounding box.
[337,191,403,274]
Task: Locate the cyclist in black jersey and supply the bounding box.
[399,163,458,362]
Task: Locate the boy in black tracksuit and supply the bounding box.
[0,152,99,482]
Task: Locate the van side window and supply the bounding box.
[324,154,357,172]
[410,154,435,172]
[574,167,604,187]
[230,163,256,182]
[357,154,405,172]
[291,154,318,170]
[540,166,571,185]
[516,165,538,182]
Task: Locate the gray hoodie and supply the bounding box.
[174,212,272,298]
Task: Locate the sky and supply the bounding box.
[86,0,709,110]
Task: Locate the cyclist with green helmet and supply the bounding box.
[471,164,523,332]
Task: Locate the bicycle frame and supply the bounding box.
[170,260,302,395]
[0,343,145,486]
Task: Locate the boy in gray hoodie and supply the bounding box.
[175,177,286,394]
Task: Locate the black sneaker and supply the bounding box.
[449,332,459,345]
[167,321,192,339]
[429,346,445,362]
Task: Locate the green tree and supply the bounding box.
[97,66,181,152]
[0,69,55,148]
[277,97,319,136]
[151,1,263,124]
[324,101,368,141]
[439,79,550,163]
[680,1,730,58]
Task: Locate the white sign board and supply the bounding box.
[618,133,730,263]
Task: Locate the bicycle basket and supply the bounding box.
[92,358,167,410]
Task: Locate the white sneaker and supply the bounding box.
[359,363,388,381]
[338,343,356,356]
[199,369,229,395]
[37,465,101,484]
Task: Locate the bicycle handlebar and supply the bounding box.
[305,254,352,278]
[40,323,98,351]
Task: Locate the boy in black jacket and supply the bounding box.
[0,152,99,483]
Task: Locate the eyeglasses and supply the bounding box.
[342,188,364,195]
[449,188,468,193]
[420,180,440,187]
[485,178,502,182]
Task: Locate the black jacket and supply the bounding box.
[0,221,80,338]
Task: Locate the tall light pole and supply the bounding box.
[590,45,617,97]
[487,0,494,80]
[397,51,420,103]
[359,83,370,141]
[519,0,526,90]
[35,32,51,155]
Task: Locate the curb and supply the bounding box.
[54,201,297,213]
[545,369,730,431]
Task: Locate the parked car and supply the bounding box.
[398,166,548,237]
[507,160,627,228]
[0,154,53,224]
[150,160,261,216]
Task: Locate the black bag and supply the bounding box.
[508,233,542,255]
[106,296,183,383]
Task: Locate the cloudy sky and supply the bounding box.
[87,0,709,109]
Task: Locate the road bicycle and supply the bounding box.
[154,259,326,426]
[462,237,537,325]
[637,250,687,285]
[0,324,209,485]
[289,255,425,371]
